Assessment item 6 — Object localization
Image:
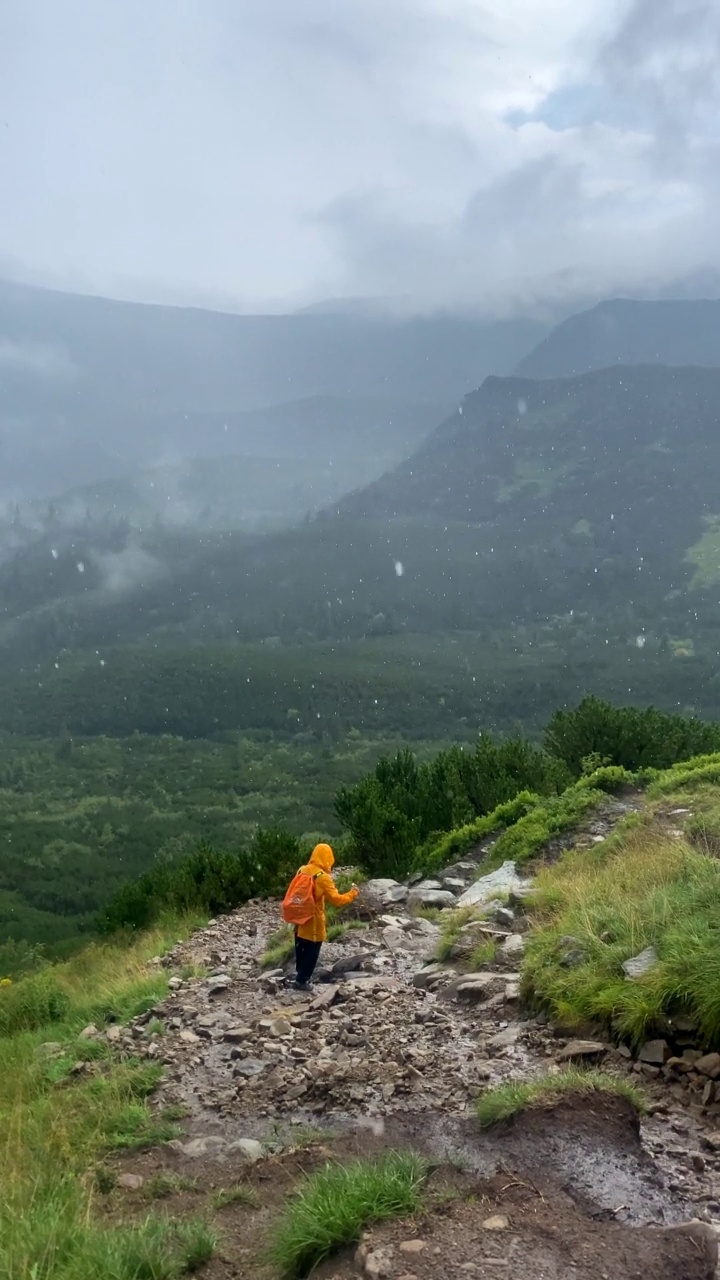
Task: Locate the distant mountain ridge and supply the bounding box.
[517,298,720,379]
[0,277,545,499]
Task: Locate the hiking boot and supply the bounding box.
[293,979,313,991]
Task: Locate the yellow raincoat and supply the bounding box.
[295,843,358,943]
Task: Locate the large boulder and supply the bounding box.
[457,861,532,909]
[356,880,400,918]
[363,878,401,895]
[407,887,457,909]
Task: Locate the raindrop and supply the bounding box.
[394,561,404,577]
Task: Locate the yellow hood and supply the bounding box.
[308,843,335,873]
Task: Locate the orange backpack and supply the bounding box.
[281,870,321,925]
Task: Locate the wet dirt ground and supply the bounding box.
[114,1095,718,1279]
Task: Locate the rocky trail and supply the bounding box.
[99,793,720,1278]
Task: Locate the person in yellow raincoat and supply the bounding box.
[293,843,359,990]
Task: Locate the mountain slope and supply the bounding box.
[516,299,720,379]
[342,363,719,541]
[0,278,545,498]
[3,364,720,683]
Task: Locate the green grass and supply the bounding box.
[104,1101,182,1152]
[647,752,720,796]
[415,768,634,886]
[434,907,480,962]
[476,1069,645,1128]
[268,1151,428,1278]
[433,918,496,971]
[481,767,634,871]
[212,1182,259,1210]
[522,823,720,1044]
[326,924,347,943]
[0,915,218,1280]
[284,1126,334,1152]
[687,515,720,586]
[468,940,497,970]
[0,1196,218,1280]
[143,1173,199,1200]
[261,925,295,970]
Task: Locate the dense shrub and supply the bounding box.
[545,696,720,775]
[334,739,569,878]
[648,752,720,794]
[99,829,301,933]
[0,969,70,1035]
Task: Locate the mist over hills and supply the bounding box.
[0,277,544,499]
[3,362,720,672]
[517,298,720,379]
[0,398,445,541]
[5,286,720,739]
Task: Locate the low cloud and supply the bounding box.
[0,340,78,378]
[92,542,163,596]
[1,1,720,313]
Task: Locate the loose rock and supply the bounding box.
[174,1135,227,1158]
[228,1138,264,1162]
[118,1172,144,1190]
[497,933,525,962]
[694,1053,720,1079]
[639,1039,670,1065]
[622,947,658,980]
[556,1039,608,1062]
[457,861,531,909]
[399,1240,426,1254]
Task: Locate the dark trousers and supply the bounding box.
[294,934,322,985]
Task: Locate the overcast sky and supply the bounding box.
[1,0,719,314]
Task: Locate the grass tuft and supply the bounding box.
[261,926,295,970]
[268,1151,427,1278]
[468,940,497,970]
[476,1069,645,1128]
[174,1219,218,1273]
[143,1172,199,1200]
[212,1182,259,1209]
[433,907,479,962]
